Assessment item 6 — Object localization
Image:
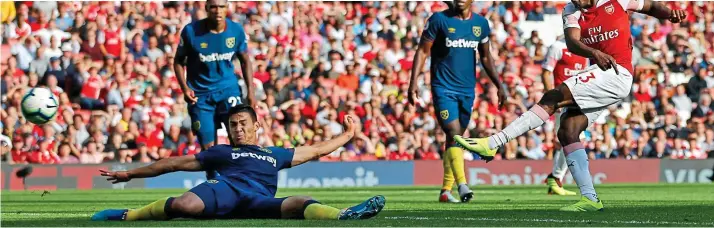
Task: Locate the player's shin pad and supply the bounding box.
[126,197,173,221]
[303,200,341,220]
[441,150,455,191]
[447,147,467,185]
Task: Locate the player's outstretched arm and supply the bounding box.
[99,156,203,183]
[291,115,357,167]
[636,0,686,22]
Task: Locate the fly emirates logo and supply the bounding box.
[445,37,479,49]
[232,152,277,167]
[581,26,619,45]
[199,51,235,62]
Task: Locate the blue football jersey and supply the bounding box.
[195,144,294,197]
[422,11,491,93]
[177,19,248,94]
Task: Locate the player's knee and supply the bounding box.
[172,193,205,216]
[443,122,463,137]
[281,196,314,219]
[538,90,565,108]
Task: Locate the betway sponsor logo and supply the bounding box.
[445,37,479,49]
[232,152,277,167]
[582,26,619,45]
[199,52,235,62]
[277,167,379,188]
[468,166,607,186]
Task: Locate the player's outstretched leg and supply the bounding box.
[556,110,602,212]
[455,85,576,161]
[91,192,204,221]
[283,195,386,220]
[337,195,386,220]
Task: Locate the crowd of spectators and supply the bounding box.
[1,1,713,165]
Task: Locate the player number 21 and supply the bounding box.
[228,96,242,107]
[578,73,596,83]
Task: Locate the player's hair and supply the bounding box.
[444,1,455,9]
[228,104,258,122]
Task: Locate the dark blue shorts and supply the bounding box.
[188,179,286,219]
[432,87,475,130]
[188,84,242,146]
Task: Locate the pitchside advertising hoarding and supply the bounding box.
[1,160,712,190]
[413,159,663,186]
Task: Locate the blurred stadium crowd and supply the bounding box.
[1,1,713,165]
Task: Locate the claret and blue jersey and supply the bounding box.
[178,19,249,146]
[422,10,491,93]
[177,19,248,95]
[188,144,295,219]
[422,10,491,127]
[195,144,294,197]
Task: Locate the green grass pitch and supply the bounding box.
[2,184,713,227]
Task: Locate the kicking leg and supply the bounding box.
[455,84,577,160]
[557,109,603,212]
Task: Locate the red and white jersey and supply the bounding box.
[81,75,104,99]
[99,27,124,58]
[563,0,644,75]
[542,39,589,86]
[7,22,31,39]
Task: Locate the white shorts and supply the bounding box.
[562,64,633,127]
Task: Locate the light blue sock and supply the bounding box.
[566,148,598,202]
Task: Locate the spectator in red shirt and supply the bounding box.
[388,144,414,161]
[416,136,440,161]
[79,66,106,110]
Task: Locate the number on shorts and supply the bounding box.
[228,96,242,107]
[578,72,596,83]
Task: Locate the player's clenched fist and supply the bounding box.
[669,9,687,23]
[591,50,619,75]
[342,115,357,138]
[100,169,131,184]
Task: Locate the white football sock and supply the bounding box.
[458,183,471,195]
[552,149,568,180]
[565,143,598,202]
[488,104,550,149]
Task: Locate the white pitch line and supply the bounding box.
[384,216,714,226]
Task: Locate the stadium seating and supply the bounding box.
[1,1,713,165]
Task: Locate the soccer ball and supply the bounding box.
[21,87,59,125]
